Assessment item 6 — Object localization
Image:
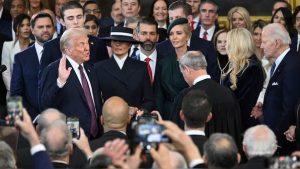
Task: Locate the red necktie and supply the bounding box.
[78,65,98,137]
[190,21,195,32]
[144,58,153,83]
[202,31,208,40]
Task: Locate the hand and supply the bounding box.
[151,110,163,123]
[250,102,263,119]
[6,108,40,147]
[58,54,72,84]
[72,128,93,158]
[150,143,172,169]
[103,139,128,167]
[159,120,202,163]
[129,106,138,116]
[284,125,296,142]
[124,145,142,169]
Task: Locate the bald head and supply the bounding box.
[102,97,129,131]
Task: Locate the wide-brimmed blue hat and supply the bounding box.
[101,27,141,44]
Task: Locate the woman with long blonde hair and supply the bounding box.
[227,6,251,30]
[223,28,264,132]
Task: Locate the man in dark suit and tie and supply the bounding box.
[10,12,55,120]
[0,0,12,41]
[172,51,242,148]
[259,23,300,155]
[180,89,211,154]
[195,0,219,41]
[135,17,164,85]
[95,27,154,112]
[40,1,109,76]
[40,28,102,139]
[90,96,129,150]
[156,1,218,81]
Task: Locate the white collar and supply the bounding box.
[66,55,81,69]
[52,160,68,164]
[193,16,199,22]
[274,48,290,71]
[139,49,157,62]
[193,75,211,85]
[113,54,128,69]
[185,130,205,136]
[200,25,216,41]
[34,41,43,54]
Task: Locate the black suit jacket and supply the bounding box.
[32,150,54,169]
[40,35,109,77]
[156,34,218,81]
[0,8,12,40]
[237,156,269,169]
[90,130,128,151]
[263,50,300,155]
[189,134,207,154]
[10,44,40,119]
[172,78,242,147]
[52,162,69,169]
[95,57,154,111]
[40,60,103,137]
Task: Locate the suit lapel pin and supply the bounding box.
[91,42,94,45]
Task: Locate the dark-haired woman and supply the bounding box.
[2,14,32,96]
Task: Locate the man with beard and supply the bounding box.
[135,17,164,85]
[10,12,55,119]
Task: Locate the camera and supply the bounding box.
[132,111,168,152]
[269,156,300,169]
[66,117,80,139]
[7,96,23,126]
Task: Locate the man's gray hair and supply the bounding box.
[60,27,88,54]
[179,51,207,70]
[203,133,238,169]
[37,108,66,134]
[0,141,16,169]
[263,23,291,45]
[243,125,277,158]
[40,120,72,159]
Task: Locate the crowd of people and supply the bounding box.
[1,0,300,168]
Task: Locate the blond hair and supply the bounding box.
[227,6,251,30]
[226,28,255,90]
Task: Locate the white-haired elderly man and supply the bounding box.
[238,125,277,169]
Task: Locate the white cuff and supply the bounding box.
[57,78,66,88]
[30,144,46,155]
[189,158,204,168]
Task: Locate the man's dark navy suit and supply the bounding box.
[0,8,12,41]
[40,35,109,74]
[263,50,300,155]
[156,32,218,81]
[95,57,154,111]
[40,60,102,137]
[10,44,40,119]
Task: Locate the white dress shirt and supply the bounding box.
[113,54,128,69]
[199,25,216,41]
[34,41,43,63]
[273,48,290,73]
[139,50,157,78]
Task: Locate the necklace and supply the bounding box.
[217,57,230,84]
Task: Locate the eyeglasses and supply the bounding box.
[85,9,101,14]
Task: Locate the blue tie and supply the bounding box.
[270,63,276,76]
[131,47,139,60]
